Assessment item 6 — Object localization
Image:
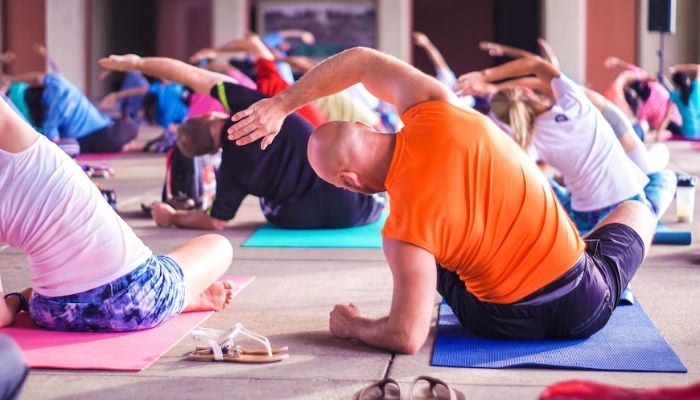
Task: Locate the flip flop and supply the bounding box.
[353,378,401,400]
[409,376,465,400]
[185,324,288,363]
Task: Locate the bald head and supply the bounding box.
[307,121,395,194]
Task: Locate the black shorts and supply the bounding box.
[437,223,645,340]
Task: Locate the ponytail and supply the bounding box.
[672,71,692,105]
[491,88,536,150]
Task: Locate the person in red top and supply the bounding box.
[228,47,656,354]
[190,34,326,128]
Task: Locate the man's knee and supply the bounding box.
[603,200,656,250]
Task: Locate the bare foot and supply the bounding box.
[183,280,235,312]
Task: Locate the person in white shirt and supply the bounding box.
[457,56,651,232]
[0,96,234,332]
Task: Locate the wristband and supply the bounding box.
[3,292,28,314]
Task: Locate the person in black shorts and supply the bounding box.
[99,54,384,230]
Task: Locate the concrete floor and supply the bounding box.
[3,129,700,400]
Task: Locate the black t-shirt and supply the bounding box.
[208,82,321,221]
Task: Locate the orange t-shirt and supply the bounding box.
[382,101,585,304]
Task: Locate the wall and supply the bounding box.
[157,0,212,61]
[46,0,87,91]
[2,0,46,75]
[586,0,637,91]
[412,0,493,76]
[212,0,248,47]
[377,0,411,61]
[542,0,586,82]
[638,0,698,76]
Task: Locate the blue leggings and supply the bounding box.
[28,255,186,332]
[550,170,676,233]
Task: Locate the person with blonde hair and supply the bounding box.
[458,56,654,232]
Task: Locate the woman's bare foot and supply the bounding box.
[183,280,235,312]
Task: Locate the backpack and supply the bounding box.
[162,146,217,210]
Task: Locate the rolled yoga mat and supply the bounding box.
[653,224,692,245]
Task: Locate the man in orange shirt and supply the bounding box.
[228,47,656,354]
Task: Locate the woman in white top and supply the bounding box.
[0,96,234,332]
[457,56,650,232]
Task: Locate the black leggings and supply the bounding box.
[78,117,139,153]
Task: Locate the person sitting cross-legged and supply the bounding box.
[0,95,235,332]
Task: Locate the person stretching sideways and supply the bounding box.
[0,96,234,332]
[227,47,656,353]
[99,54,384,230]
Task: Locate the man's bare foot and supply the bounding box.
[183,280,235,312]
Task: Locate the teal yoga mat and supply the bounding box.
[431,301,686,372]
[242,214,387,248]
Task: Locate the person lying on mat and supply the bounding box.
[0,96,235,332]
[227,47,657,354]
[99,54,385,230]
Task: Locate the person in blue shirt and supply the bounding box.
[659,64,700,140]
[4,72,139,153]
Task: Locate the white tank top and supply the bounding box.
[0,136,151,296]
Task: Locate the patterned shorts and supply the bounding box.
[28,255,186,332]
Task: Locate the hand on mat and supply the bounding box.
[99,54,142,72]
[151,202,176,227]
[329,303,360,339]
[228,98,286,150]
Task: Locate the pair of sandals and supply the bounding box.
[354,376,465,400]
[185,323,288,363]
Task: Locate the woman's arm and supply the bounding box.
[455,57,560,96]
[479,41,536,59]
[669,64,700,80]
[100,86,149,108]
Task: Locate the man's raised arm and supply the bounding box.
[99,54,235,94]
[228,46,455,149]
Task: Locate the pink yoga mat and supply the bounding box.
[0,275,254,371]
[75,152,122,161]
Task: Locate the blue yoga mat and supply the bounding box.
[431,302,686,372]
[242,214,386,248]
[653,224,692,245]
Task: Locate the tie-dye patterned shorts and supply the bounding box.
[28,255,186,332]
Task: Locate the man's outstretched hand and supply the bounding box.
[228,98,288,150]
[99,54,142,72]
